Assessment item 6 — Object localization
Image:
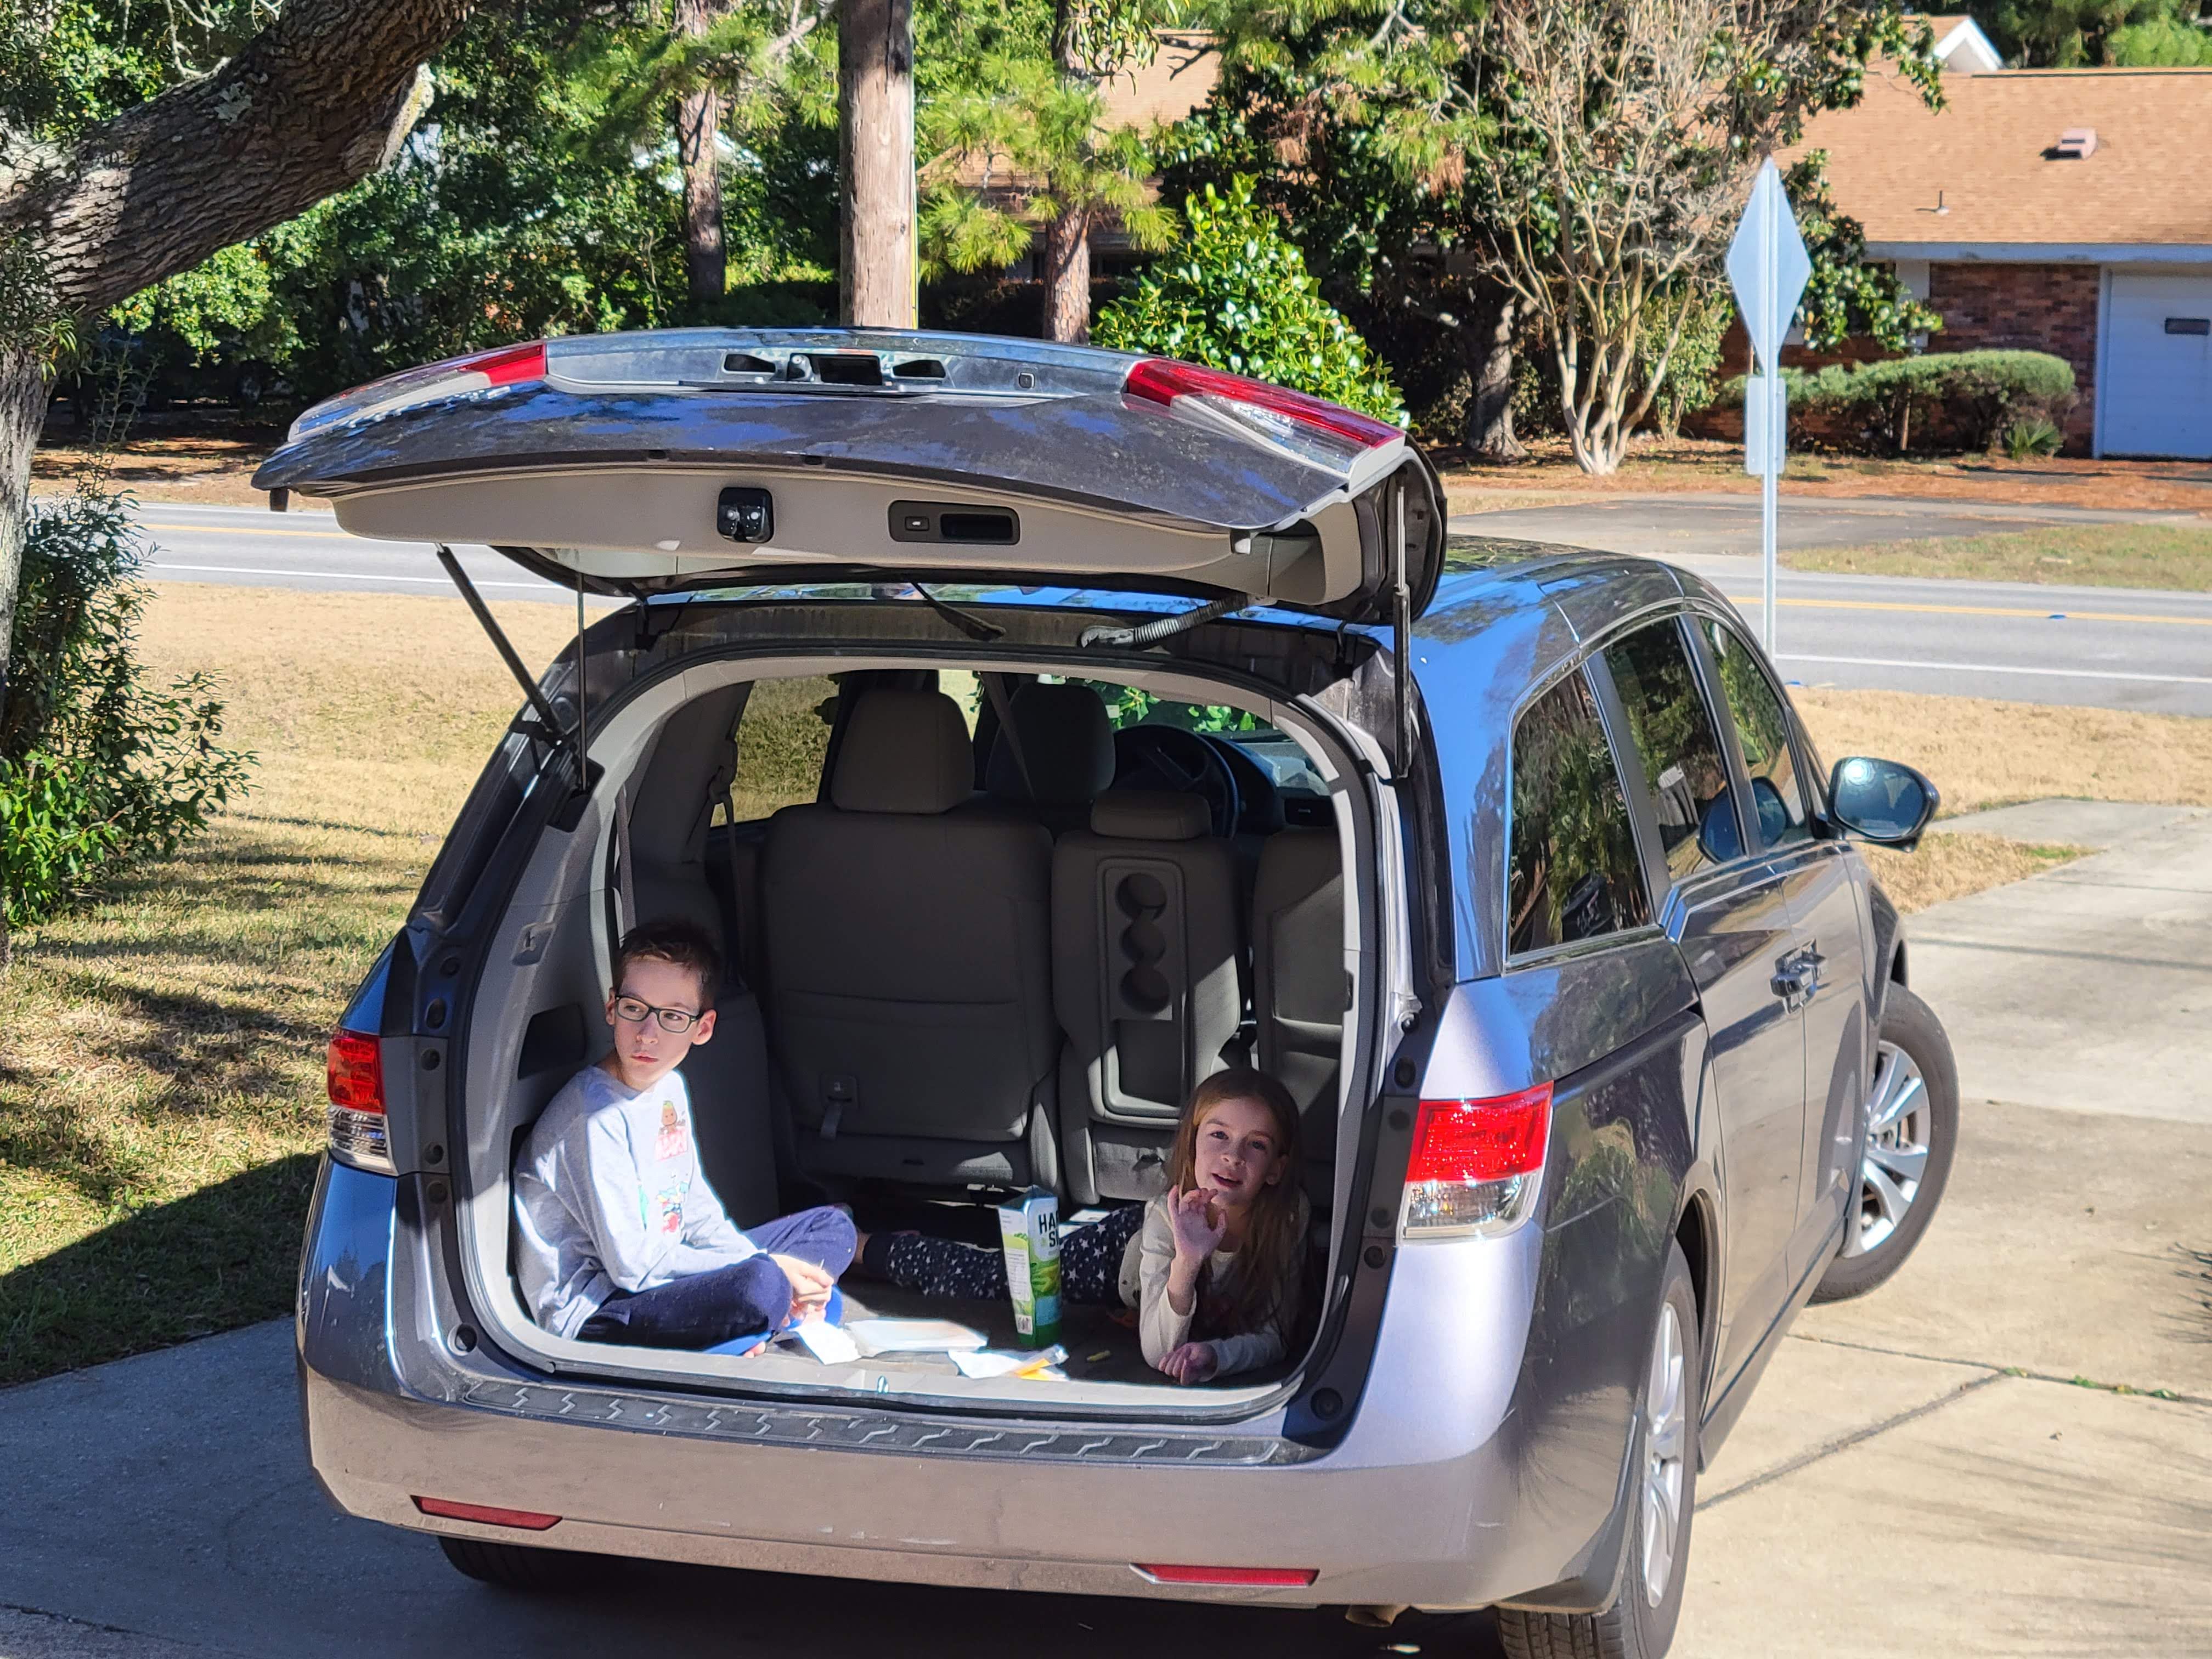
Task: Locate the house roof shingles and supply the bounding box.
[1796,67,2212,249]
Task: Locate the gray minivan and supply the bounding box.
[266,329,1957,1659]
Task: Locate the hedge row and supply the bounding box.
[1719,349,2076,454]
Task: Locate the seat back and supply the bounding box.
[761,689,1057,1187]
[1253,828,1345,1187]
[984,681,1116,838]
[1052,790,1243,1201]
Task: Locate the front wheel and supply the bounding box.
[1812,984,1958,1304]
[1497,1242,1701,1659]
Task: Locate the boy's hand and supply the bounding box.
[1158,1341,1218,1385]
[1167,1186,1226,1263]
[770,1254,836,1322]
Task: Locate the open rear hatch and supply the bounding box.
[252,328,1443,623]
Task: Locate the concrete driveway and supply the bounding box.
[4,816,2208,1658]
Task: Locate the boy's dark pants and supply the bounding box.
[578,1206,855,1350]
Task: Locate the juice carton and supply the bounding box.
[996,1188,1062,1348]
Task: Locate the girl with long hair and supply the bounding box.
[854,1067,1308,1385]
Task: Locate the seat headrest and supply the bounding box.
[830,690,975,814]
[986,683,1115,806]
[1090,789,1209,841]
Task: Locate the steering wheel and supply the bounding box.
[1113,725,1241,839]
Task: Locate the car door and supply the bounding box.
[1696,618,1871,1283]
[1592,615,1805,1390]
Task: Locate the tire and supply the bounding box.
[436,1535,595,1592]
[1496,1243,1701,1659]
[1811,983,1958,1304]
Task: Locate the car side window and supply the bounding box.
[1701,620,1810,850]
[1602,618,1735,881]
[1508,668,1652,956]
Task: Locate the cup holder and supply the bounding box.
[1116,872,1167,918]
[1121,966,1171,1013]
[1121,919,1165,963]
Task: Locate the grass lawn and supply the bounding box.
[1784,521,2212,592]
[3,582,2207,1386]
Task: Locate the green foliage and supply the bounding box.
[2004,414,2065,459]
[1093,179,1407,425]
[2104,14,2212,63]
[1,490,253,929]
[1722,350,2076,454]
[1785,159,1943,353]
[1641,289,1733,438]
[1101,685,1261,733]
[1968,0,2207,65]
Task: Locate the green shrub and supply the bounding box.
[1,489,255,929]
[2004,415,2064,459]
[1719,350,2076,454]
[1093,178,1407,427]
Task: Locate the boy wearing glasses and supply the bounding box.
[514,917,854,1352]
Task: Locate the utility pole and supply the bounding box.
[674,0,726,308]
[839,0,916,328]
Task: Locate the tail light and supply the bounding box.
[289,340,546,443]
[413,1496,562,1531]
[1124,358,1404,476]
[1135,1564,1318,1587]
[325,1029,393,1173]
[1399,1082,1553,1238]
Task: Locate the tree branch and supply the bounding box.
[3,0,477,314]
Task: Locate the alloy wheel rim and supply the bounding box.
[1641,1301,1687,1607]
[1853,1039,1930,1255]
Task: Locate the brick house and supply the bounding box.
[1781,63,2212,458]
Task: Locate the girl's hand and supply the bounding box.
[1159,1341,1218,1386]
[1167,1186,1226,1263]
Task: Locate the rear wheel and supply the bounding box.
[1496,1242,1701,1659]
[1812,984,1957,1304]
[436,1535,595,1592]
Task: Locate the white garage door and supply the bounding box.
[2103,270,2212,459]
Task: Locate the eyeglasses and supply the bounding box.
[611,994,703,1034]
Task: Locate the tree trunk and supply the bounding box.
[674,0,726,309]
[1042,211,1091,345]
[838,0,916,328]
[0,0,473,703]
[0,345,38,967]
[1466,290,1525,461]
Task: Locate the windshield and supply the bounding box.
[1053,677,1328,798]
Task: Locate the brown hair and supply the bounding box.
[612,917,721,1008]
[1165,1068,1306,1341]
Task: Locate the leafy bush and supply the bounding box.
[1093,178,1407,427]
[2,489,254,929]
[2004,415,2064,459]
[1720,350,2076,454]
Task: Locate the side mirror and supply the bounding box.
[1827,757,1939,848]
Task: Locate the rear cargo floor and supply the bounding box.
[831,1284,1165,1385]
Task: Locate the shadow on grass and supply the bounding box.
[0,1153,319,1389]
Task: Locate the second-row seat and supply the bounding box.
[760,689,1059,1189]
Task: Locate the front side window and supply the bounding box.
[1508,670,1651,955]
[1702,620,1810,850]
[1603,619,1734,882]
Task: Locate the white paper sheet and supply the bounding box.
[844,1318,990,1357]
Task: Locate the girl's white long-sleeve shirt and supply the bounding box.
[1116,1191,1307,1380]
[513,1062,756,1338]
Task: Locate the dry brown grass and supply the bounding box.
[1860,834,2084,915]
[1784,522,2212,592]
[1793,690,2212,816]
[2,583,2202,1382]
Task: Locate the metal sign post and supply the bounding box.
[1726,159,1812,657]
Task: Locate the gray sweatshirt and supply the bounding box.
[1117,1190,1309,1381]
[513,1063,756,1338]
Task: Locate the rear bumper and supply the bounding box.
[300,1158,1641,1610]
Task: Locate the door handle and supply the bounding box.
[1771,948,1818,1008]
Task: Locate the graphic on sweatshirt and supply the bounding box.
[656,1099,688,1163]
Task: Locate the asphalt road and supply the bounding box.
[125,500,2212,717]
